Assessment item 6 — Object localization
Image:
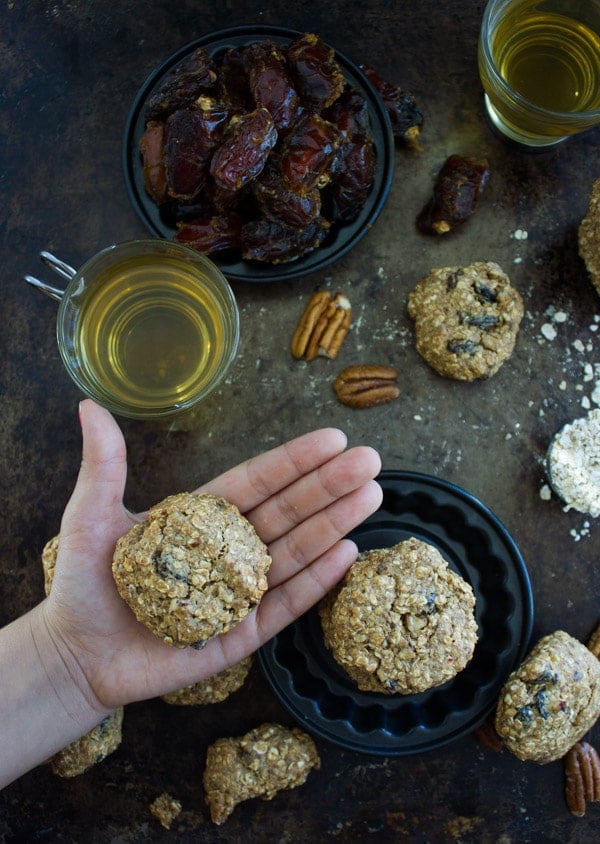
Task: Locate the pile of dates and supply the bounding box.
[140,33,389,264]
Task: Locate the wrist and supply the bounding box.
[0,600,112,789]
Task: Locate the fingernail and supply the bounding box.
[78,401,84,427]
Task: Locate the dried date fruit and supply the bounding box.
[164,101,229,199]
[417,154,490,235]
[210,107,277,192]
[244,40,299,131]
[324,87,372,140]
[146,47,218,120]
[360,64,423,149]
[175,213,244,255]
[254,157,321,228]
[279,114,343,193]
[139,120,168,204]
[218,48,254,116]
[287,32,345,110]
[328,137,376,222]
[140,32,379,265]
[241,217,330,263]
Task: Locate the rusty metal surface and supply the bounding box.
[1,1,599,841]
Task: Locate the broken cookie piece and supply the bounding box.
[161,656,253,705]
[203,722,320,824]
[112,492,271,648]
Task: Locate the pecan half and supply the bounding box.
[333,364,399,408]
[564,741,600,817]
[586,624,600,659]
[290,291,352,361]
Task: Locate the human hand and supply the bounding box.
[43,399,382,721]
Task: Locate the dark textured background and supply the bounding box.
[1,1,599,841]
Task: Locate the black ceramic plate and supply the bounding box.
[258,471,533,755]
[122,25,394,283]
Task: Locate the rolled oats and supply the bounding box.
[112,493,271,648]
[319,538,478,694]
[203,723,320,824]
[495,631,600,763]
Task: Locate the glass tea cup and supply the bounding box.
[478,0,600,148]
[25,239,240,420]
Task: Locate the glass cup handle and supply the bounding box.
[24,251,78,302]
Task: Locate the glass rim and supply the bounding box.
[480,0,600,123]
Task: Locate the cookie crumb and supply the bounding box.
[149,793,182,830]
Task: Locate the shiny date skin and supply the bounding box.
[279,113,343,193]
[210,107,278,192]
[287,32,345,109]
[163,103,229,199]
[244,40,299,131]
[417,155,490,235]
[146,46,217,120]
[242,217,330,263]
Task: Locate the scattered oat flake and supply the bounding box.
[553,311,568,323]
[540,484,552,501]
[513,229,528,240]
[541,323,557,340]
[582,396,591,409]
[559,380,567,390]
[573,339,585,352]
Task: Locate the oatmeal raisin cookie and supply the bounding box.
[319,537,478,694]
[112,492,271,648]
[495,630,600,763]
[407,261,523,380]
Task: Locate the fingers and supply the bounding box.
[195,427,348,511]
[246,444,381,545]
[266,478,383,589]
[59,400,129,553]
[254,539,359,643]
[182,537,363,677]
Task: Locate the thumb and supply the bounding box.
[60,399,129,545]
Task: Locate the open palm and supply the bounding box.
[44,400,382,714]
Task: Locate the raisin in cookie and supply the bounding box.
[407,261,524,380]
[203,723,320,824]
[579,177,600,296]
[41,536,125,777]
[112,492,271,648]
[319,537,478,694]
[161,656,252,705]
[495,630,600,764]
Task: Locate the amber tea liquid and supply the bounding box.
[63,251,235,415]
[479,0,600,144]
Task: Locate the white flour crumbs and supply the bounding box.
[547,409,600,517]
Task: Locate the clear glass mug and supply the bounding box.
[478,0,600,148]
[25,239,240,420]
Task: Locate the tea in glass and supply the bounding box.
[478,0,600,147]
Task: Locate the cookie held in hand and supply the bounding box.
[112,492,271,648]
